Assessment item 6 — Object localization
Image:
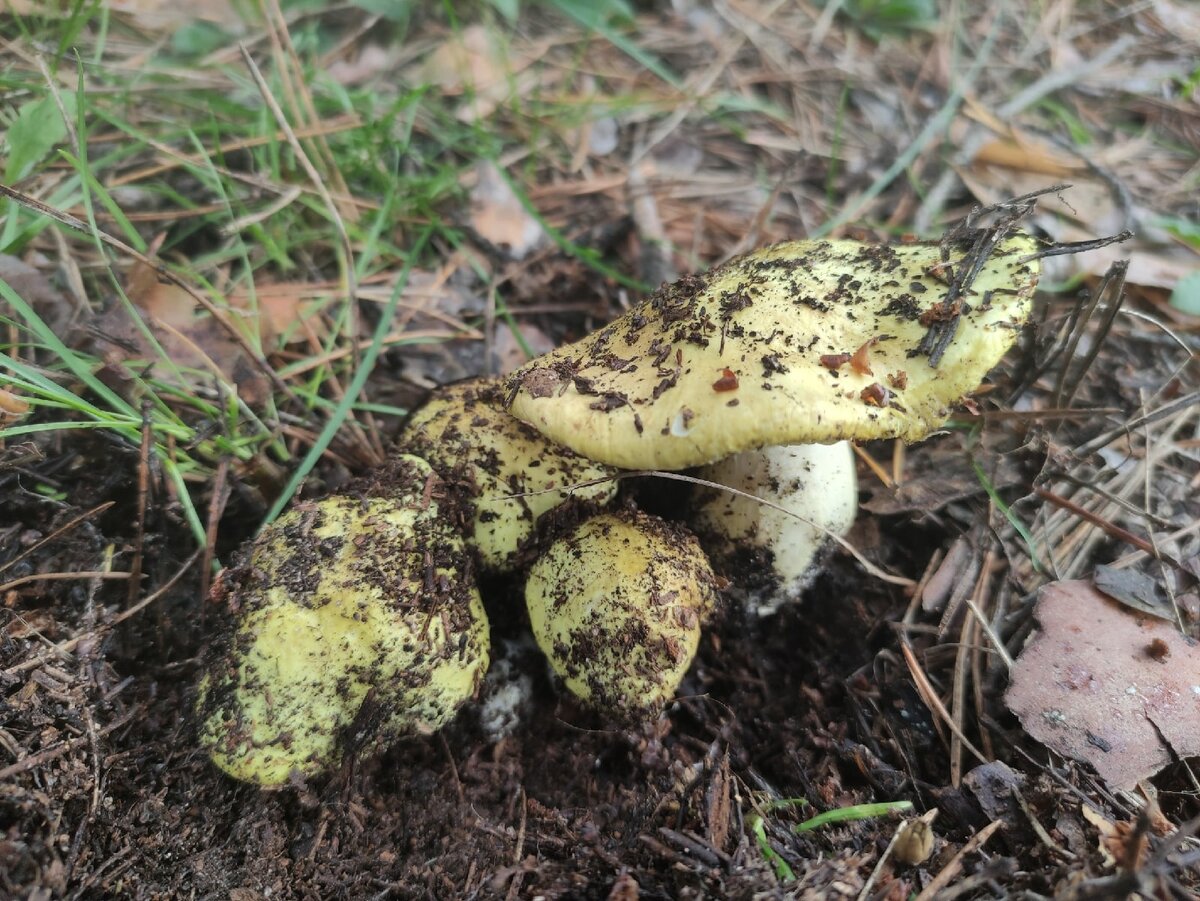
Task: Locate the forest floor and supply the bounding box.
[1,1,1198,898]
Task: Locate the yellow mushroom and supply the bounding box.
[196,455,489,787]
[504,235,1041,470]
[399,377,619,572]
[505,233,1040,614]
[524,509,719,715]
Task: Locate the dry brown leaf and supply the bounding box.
[2,608,60,639]
[1093,564,1174,621]
[1005,580,1200,791]
[8,0,243,29]
[228,281,322,347]
[963,760,1026,829]
[952,115,1084,179]
[93,267,270,404]
[0,254,78,335]
[326,44,401,88]
[1080,805,1151,871]
[117,0,242,30]
[492,322,554,376]
[470,161,544,259]
[1080,805,1120,869]
[413,25,537,121]
[0,388,31,422]
[972,138,1080,178]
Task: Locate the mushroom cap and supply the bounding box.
[525,510,718,715]
[197,455,489,787]
[693,441,858,616]
[505,235,1040,470]
[399,378,617,572]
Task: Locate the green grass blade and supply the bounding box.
[971,456,1044,574]
[0,278,138,417]
[263,225,434,526]
[794,800,912,832]
[751,815,795,882]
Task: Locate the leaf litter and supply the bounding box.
[1005,579,1200,790]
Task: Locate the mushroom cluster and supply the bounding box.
[198,229,1041,785]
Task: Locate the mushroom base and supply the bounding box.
[692,441,859,617]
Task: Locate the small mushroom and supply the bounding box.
[504,235,1041,470]
[693,441,857,616]
[399,377,618,572]
[196,455,489,786]
[524,509,719,716]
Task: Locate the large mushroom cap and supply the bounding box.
[505,235,1040,470]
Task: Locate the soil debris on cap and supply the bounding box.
[525,509,719,715]
[196,455,490,787]
[398,377,618,572]
[504,234,1040,470]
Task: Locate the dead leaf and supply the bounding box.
[0,254,79,336]
[962,760,1026,829]
[1093,563,1174,621]
[326,44,400,88]
[0,388,31,423]
[2,608,59,638]
[117,0,242,30]
[492,322,554,376]
[413,25,538,121]
[954,109,1085,178]
[4,0,246,31]
[1005,580,1200,791]
[228,281,321,347]
[92,266,270,405]
[1080,805,1150,871]
[470,161,544,259]
[972,137,1081,178]
[1080,805,1120,869]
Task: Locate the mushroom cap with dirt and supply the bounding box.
[398,377,618,572]
[524,509,720,716]
[505,233,1040,614]
[503,234,1041,471]
[196,455,490,787]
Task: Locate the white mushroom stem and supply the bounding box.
[693,441,857,617]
